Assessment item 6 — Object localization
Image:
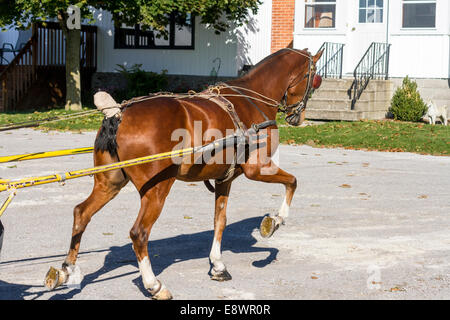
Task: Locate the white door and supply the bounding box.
[345,0,388,76]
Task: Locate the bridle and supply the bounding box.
[279,48,318,126]
[108,48,320,128]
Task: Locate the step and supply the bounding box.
[319,78,353,90]
[305,109,364,121]
[308,98,351,111]
[306,108,388,121]
[312,88,350,100]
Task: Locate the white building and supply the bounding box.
[294,0,450,80]
[1,0,448,79]
[1,0,448,116]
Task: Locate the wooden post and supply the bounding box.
[2,78,7,111]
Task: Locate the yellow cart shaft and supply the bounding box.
[0,147,196,193]
[0,147,94,163]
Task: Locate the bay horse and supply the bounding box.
[44,48,323,299]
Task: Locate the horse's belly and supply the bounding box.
[176,163,232,182]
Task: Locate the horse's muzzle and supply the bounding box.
[286,108,306,126]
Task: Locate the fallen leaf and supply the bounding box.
[184,215,193,220]
[102,232,113,236]
[188,183,197,187]
[362,163,370,167]
[340,184,352,188]
[418,195,428,199]
[311,276,318,280]
[389,286,406,292]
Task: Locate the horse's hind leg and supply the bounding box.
[242,161,297,238]
[44,153,128,290]
[130,178,175,300]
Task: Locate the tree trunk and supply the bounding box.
[64,28,82,111]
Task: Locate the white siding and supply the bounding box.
[236,0,273,70]
[93,10,238,77]
[0,4,273,76]
[293,0,450,79]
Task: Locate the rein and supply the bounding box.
[102,48,316,127]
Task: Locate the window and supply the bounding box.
[304,0,336,28]
[114,14,195,49]
[359,0,384,23]
[402,0,436,28]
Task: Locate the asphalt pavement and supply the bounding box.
[0,128,449,300]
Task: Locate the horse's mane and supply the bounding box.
[240,48,311,80]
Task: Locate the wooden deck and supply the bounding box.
[0,22,97,111]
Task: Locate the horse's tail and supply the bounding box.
[94,116,121,158]
[93,91,122,158]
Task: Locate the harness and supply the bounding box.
[99,48,317,183]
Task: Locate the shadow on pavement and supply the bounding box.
[0,216,278,300]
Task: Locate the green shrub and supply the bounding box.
[389,76,427,122]
[115,64,168,100]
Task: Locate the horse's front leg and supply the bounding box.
[209,179,233,281]
[242,161,297,238]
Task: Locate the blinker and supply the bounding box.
[312,74,322,89]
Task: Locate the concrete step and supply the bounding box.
[305,109,364,121]
[312,88,350,100]
[319,78,353,90]
[308,98,351,111]
[306,109,388,121]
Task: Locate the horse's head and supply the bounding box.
[283,49,324,126]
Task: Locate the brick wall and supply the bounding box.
[271,0,296,53]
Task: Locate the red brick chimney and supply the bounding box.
[271,0,296,53]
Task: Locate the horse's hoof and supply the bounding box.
[44,267,66,290]
[260,215,279,238]
[152,287,173,300]
[211,269,232,282]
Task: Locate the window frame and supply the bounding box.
[402,0,436,29]
[114,14,195,50]
[304,0,337,29]
[358,0,384,24]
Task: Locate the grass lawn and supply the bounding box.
[279,120,450,156]
[1,109,449,156]
[0,108,103,132]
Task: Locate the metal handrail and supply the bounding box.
[350,42,391,109]
[316,42,345,79]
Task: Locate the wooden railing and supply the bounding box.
[0,22,97,111]
[35,21,97,69]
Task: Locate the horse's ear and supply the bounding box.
[313,49,324,63]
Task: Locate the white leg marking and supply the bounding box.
[209,239,226,272]
[278,197,290,220]
[138,256,159,292]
